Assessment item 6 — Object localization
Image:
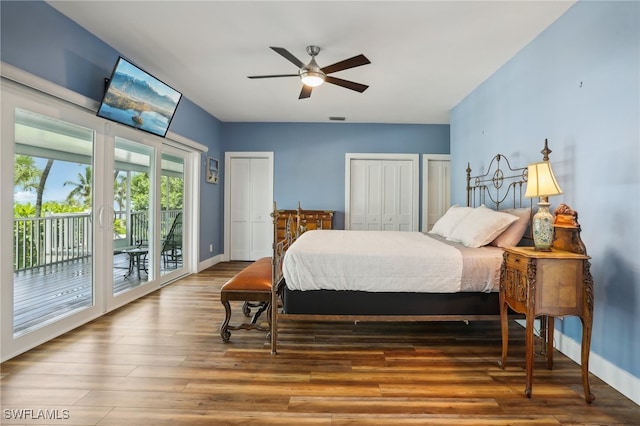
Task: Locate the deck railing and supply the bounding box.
[14,213,92,272]
[14,210,181,272]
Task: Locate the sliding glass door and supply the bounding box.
[1,77,194,361]
[1,80,106,358]
[108,140,188,303]
[112,137,155,295]
[11,108,98,337]
[159,151,185,279]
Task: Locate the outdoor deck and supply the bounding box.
[12,253,180,336]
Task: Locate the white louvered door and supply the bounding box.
[346,154,419,231]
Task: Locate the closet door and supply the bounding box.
[381,159,414,231]
[422,154,451,232]
[345,154,419,231]
[349,159,382,230]
[225,152,273,261]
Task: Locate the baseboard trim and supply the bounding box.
[515,319,639,406]
[198,254,224,272]
[554,329,639,405]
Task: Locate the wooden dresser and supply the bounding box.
[499,204,594,403]
[275,208,334,240]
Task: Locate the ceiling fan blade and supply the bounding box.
[247,74,298,79]
[271,47,304,68]
[299,85,313,99]
[325,76,369,93]
[321,54,370,75]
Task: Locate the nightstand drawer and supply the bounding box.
[504,251,527,272]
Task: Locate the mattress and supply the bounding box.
[282,230,504,293]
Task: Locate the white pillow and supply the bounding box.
[490,208,531,247]
[428,205,473,238]
[447,205,519,248]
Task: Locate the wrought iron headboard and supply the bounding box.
[466,139,554,210]
[466,153,529,210]
[465,140,557,248]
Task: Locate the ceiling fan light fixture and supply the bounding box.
[300,70,325,87]
[300,53,325,87]
[249,45,370,98]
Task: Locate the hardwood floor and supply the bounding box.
[1,261,638,425]
[13,253,180,335]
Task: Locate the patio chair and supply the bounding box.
[130,213,149,249]
[161,213,182,269]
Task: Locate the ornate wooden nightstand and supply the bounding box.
[498,204,595,403]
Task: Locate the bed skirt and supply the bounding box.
[282,284,503,317]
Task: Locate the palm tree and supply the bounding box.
[14,155,55,265]
[14,155,40,192]
[114,172,128,211]
[35,159,54,217]
[14,155,54,217]
[64,166,92,207]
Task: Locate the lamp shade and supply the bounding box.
[525,161,563,198]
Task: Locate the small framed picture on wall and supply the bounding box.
[207,156,219,183]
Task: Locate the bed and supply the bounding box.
[269,149,537,354]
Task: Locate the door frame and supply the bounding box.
[223,151,274,261]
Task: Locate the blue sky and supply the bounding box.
[14,158,86,204]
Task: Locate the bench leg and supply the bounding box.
[249,302,269,324]
[220,299,232,343]
[220,299,270,343]
[242,301,250,317]
[243,301,264,317]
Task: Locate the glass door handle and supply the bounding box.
[98,205,104,228]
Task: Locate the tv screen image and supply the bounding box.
[97,57,182,137]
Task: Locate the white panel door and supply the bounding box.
[349,159,383,230]
[346,154,419,231]
[397,160,415,231]
[381,160,414,231]
[249,157,272,259]
[229,158,251,260]
[365,160,383,230]
[348,159,368,230]
[422,154,451,232]
[225,152,273,261]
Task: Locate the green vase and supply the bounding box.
[532,202,554,251]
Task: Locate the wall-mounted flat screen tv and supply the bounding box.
[97,57,182,137]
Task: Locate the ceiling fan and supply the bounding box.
[248,46,371,99]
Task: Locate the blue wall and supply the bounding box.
[221,122,449,228]
[451,1,639,379]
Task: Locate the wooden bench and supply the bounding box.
[219,257,272,343]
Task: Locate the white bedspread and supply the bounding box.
[282,230,504,293]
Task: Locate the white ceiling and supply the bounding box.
[47,1,574,124]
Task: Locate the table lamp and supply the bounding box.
[525,161,563,251]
